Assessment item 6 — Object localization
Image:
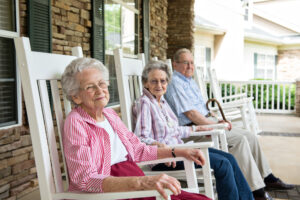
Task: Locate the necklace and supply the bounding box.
[160,106,174,128]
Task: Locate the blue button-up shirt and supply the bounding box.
[165,71,209,126]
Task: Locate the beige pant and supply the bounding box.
[184,120,272,191]
[226,127,272,191]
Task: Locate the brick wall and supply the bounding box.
[277,49,300,81]
[149,0,168,60]
[52,0,92,56]
[167,0,195,59]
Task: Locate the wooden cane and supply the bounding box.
[206,98,229,123]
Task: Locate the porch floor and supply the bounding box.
[19,113,300,200]
[256,113,300,185]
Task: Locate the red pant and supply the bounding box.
[111,161,211,200]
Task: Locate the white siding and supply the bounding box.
[194,0,245,80]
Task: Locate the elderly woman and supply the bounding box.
[133,61,254,200]
[61,57,211,200]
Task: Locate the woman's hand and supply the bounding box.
[152,142,177,168]
[103,174,180,199]
[175,148,205,166]
[141,174,181,200]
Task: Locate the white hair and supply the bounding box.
[61,57,109,103]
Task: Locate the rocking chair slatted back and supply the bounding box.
[14,37,79,198]
[114,48,145,132]
[194,66,209,102]
[207,68,223,101]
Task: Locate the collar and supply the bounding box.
[142,88,166,104]
[75,106,118,131]
[173,70,193,83]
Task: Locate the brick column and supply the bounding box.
[167,0,195,59]
[296,78,300,117]
[149,0,168,60]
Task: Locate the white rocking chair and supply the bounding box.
[151,57,173,76]
[206,67,261,135]
[114,48,231,199]
[13,37,203,200]
[194,66,251,130]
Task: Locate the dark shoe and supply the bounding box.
[254,191,273,200]
[265,178,295,190]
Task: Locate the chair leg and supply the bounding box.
[219,131,228,152]
[201,149,214,199]
[241,104,251,131]
[184,159,199,194]
[211,135,219,150]
[247,101,261,135]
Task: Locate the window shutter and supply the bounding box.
[0,38,17,127]
[28,0,52,52]
[92,0,105,63]
[28,0,53,111]
[254,53,258,78]
[0,0,16,31]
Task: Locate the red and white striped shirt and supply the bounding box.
[63,107,157,193]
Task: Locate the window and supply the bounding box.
[194,46,211,80]
[254,53,277,80]
[0,0,21,128]
[104,0,139,105]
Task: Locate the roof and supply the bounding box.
[253,0,300,33]
[245,25,300,45]
[194,16,226,35]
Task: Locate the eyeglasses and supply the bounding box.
[149,79,168,86]
[176,61,194,66]
[81,81,108,93]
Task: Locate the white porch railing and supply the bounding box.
[206,80,296,114]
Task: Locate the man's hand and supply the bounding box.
[195,125,213,132]
[218,120,232,131]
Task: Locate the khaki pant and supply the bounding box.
[226,127,272,191]
[184,120,272,191]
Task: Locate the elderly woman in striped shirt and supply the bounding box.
[133,61,254,200]
[61,57,211,200]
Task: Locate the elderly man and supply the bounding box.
[165,48,294,200]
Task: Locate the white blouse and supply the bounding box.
[96,117,128,165]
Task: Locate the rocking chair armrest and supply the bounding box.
[138,142,213,165]
[222,97,253,106]
[169,142,213,149]
[138,157,190,166]
[221,93,247,100]
[201,123,229,129]
[210,105,243,112]
[220,101,247,109]
[54,189,173,200]
[190,130,224,137]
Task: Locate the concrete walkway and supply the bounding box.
[257,113,300,200]
[19,113,300,200]
[257,113,300,185]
